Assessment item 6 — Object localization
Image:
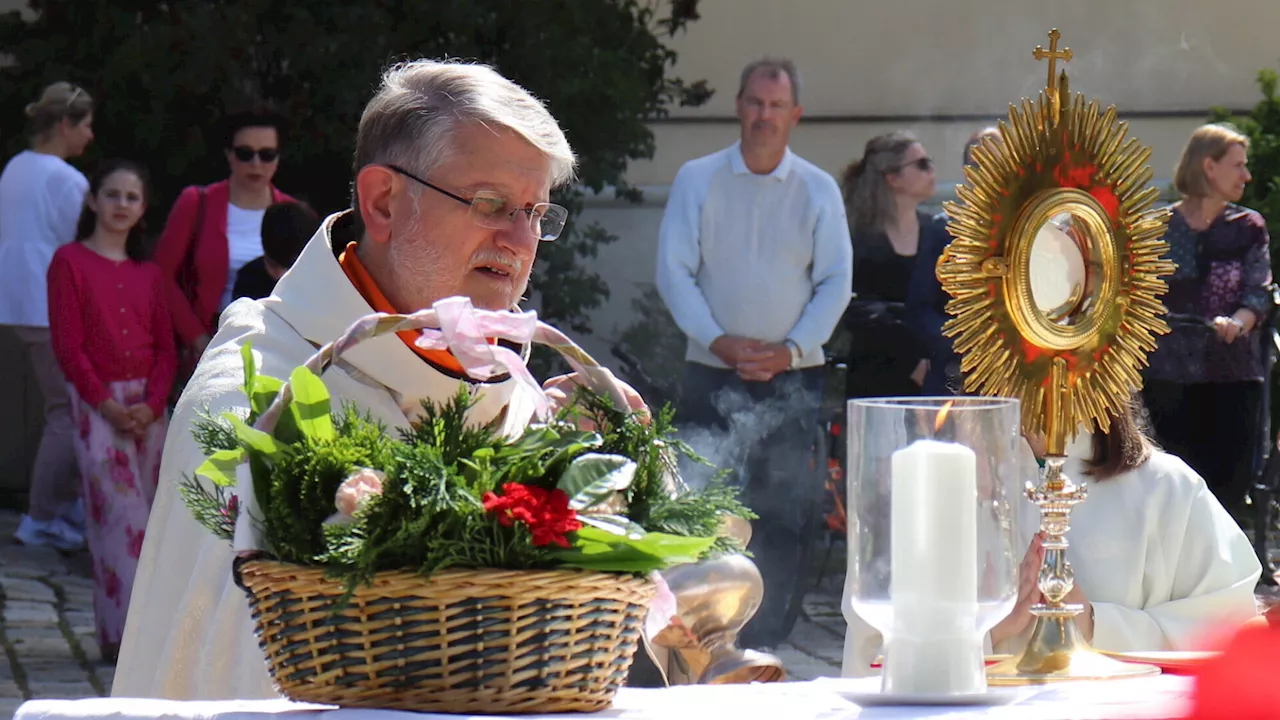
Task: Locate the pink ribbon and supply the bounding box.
[257,296,633,433]
[645,570,681,641]
[413,297,552,420]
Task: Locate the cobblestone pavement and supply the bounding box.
[0,511,112,720]
[0,509,1273,718]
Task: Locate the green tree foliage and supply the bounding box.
[613,283,688,406]
[1210,68,1280,259]
[0,0,712,340]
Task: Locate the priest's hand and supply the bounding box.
[544,369,650,426]
[734,342,791,383]
[990,532,1046,648]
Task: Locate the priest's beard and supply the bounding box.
[385,219,529,312]
[386,219,452,313]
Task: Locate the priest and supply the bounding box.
[113,58,642,699]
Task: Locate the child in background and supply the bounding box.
[47,159,175,663]
[231,200,319,301]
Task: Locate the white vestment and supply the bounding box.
[841,435,1263,677]
[113,212,531,699]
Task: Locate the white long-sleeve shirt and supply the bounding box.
[841,435,1263,676]
[0,150,89,328]
[655,142,853,369]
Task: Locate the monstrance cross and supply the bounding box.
[1033,29,1073,92]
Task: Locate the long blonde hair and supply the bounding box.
[841,131,917,236]
[25,82,93,139]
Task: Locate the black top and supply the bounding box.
[845,210,944,398]
[232,256,277,302]
[907,211,961,394]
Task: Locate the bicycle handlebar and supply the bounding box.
[1164,313,1214,328]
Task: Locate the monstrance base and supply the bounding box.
[986,615,1159,685]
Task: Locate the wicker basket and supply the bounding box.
[231,307,660,713]
[235,559,655,713]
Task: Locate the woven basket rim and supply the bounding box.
[238,558,653,582]
[236,558,656,600]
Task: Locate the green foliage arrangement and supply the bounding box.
[180,344,752,592]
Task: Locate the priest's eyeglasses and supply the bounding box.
[385,164,569,242]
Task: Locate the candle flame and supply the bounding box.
[935,400,955,432]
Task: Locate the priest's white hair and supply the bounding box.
[352,58,577,208]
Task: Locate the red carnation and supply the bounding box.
[482,483,583,548]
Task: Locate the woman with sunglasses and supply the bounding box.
[153,109,297,375]
[839,130,942,399]
[0,81,95,551]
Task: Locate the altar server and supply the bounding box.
[842,400,1262,676]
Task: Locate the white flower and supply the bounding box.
[325,468,386,525]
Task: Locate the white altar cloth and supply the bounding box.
[15,675,1193,720]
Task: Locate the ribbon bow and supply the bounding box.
[414,297,552,420]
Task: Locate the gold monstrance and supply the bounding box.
[937,29,1177,683]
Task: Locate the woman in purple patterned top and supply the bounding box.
[1142,123,1273,516]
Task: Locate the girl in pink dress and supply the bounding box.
[47,160,176,663]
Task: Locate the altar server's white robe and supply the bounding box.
[113,212,531,700]
[841,436,1263,677]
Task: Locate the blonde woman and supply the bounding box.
[1142,123,1272,517]
[840,131,944,399]
[0,81,95,550]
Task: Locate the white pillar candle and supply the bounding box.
[884,438,984,696]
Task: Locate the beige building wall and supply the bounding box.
[566,0,1280,370]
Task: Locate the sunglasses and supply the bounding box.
[232,146,280,163]
[897,157,934,173]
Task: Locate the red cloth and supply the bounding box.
[1182,619,1280,720]
[152,180,295,345]
[47,242,177,416]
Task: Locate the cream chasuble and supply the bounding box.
[113,212,533,700]
[841,435,1263,677]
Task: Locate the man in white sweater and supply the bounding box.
[655,57,853,649]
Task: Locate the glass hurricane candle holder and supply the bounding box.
[845,397,1022,697]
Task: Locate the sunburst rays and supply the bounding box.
[938,89,1175,438]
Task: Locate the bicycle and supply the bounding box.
[812,297,914,588]
[814,355,850,590]
[1163,308,1280,585]
[610,343,674,411]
